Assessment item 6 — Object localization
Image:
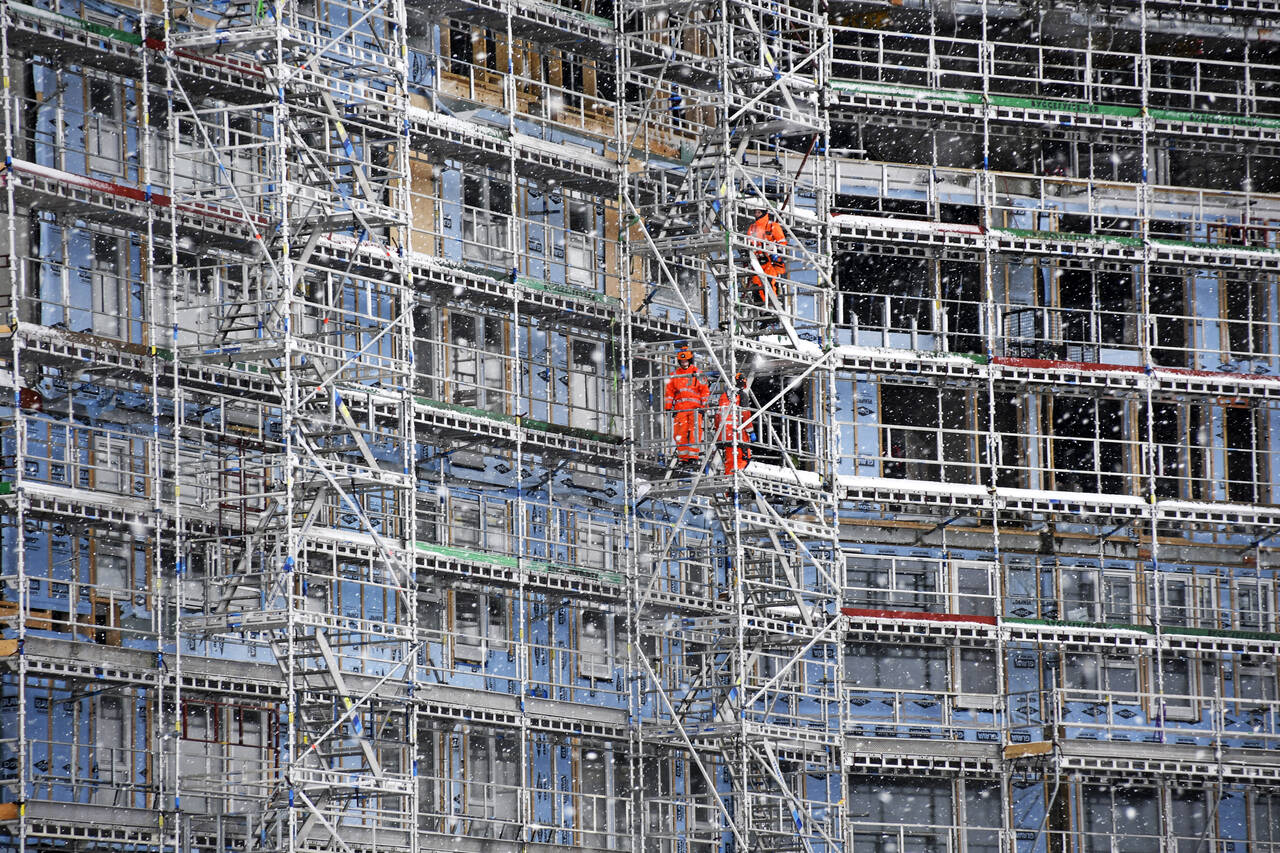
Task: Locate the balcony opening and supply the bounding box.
[1150,274,1187,367]
[1047,396,1125,494]
[1224,404,1266,504]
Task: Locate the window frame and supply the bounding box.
[1237,655,1278,704]
[951,560,996,618]
[452,589,509,664]
[1251,790,1280,848]
[953,647,998,710]
[845,641,949,694]
[1235,575,1276,633]
[1062,650,1140,699]
[577,607,614,681]
[1154,653,1199,723]
[1060,565,1101,623]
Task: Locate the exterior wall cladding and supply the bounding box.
[2,0,1280,849]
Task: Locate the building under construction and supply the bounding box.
[0,0,1278,847]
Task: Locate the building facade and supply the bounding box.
[0,0,1278,849]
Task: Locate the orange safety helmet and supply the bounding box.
[677,347,694,363]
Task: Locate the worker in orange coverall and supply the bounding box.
[746,205,787,307]
[664,347,710,469]
[716,372,753,474]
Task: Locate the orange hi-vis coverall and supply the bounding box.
[746,212,787,305]
[664,364,710,463]
[716,390,753,474]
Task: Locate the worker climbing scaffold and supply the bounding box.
[664,347,710,470]
[716,372,753,475]
[745,203,787,311]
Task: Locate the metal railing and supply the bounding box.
[832,26,1280,118]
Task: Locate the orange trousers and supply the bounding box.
[722,445,750,474]
[672,410,703,461]
[749,261,785,305]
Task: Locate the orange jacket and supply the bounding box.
[715,391,752,444]
[747,213,787,259]
[665,365,709,412]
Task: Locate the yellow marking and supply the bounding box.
[1003,741,1053,759]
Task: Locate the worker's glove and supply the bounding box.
[743,447,752,461]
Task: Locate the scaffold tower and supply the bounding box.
[620,0,842,848]
[169,0,419,845]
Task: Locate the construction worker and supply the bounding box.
[745,204,787,308]
[664,347,710,469]
[716,372,753,474]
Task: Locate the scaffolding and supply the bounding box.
[0,0,1279,850]
[166,0,422,845]
[619,0,842,847]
